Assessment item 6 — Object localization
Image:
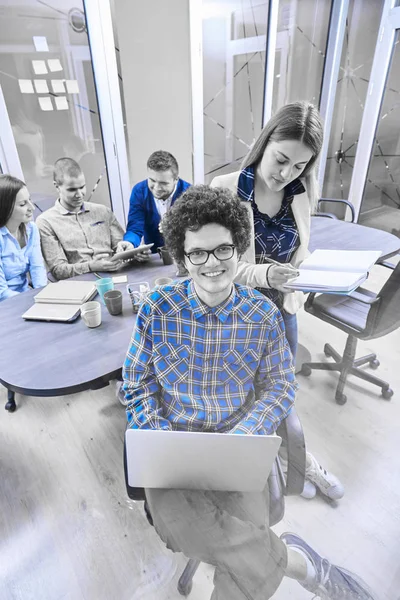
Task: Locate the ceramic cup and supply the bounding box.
[154,277,173,287]
[95,277,114,305]
[103,290,123,315]
[81,301,102,328]
[157,246,174,265]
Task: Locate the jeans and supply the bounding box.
[146,485,287,600]
[281,310,298,361]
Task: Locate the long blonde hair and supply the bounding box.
[241,101,323,212]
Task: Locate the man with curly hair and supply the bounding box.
[121,186,376,600]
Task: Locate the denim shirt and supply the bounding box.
[0,222,47,302]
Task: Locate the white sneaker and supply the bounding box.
[306,454,344,500]
[115,380,126,406]
[301,479,317,499]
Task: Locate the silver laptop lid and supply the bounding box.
[125,428,282,492]
[22,303,80,322]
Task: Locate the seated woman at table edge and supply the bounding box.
[36,157,145,281]
[211,101,344,502]
[0,174,47,302]
[121,185,376,600]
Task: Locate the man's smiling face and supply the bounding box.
[183,223,238,307]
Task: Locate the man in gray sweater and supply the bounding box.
[37,157,127,280]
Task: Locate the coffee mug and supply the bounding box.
[95,277,114,305]
[103,290,123,315]
[157,246,174,265]
[81,301,102,328]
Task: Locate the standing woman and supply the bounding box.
[0,174,47,302]
[211,101,343,500]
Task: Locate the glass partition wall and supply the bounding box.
[0,0,128,224]
[201,0,332,184]
[200,0,400,239]
[321,0,386,205]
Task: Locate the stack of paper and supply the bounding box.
[283,250,382,294]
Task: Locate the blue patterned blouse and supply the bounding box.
[237,165,304,309]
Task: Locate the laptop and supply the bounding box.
[125,428,282,492]
[22,303,81,322]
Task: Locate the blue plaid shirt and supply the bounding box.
[123,280,297,435]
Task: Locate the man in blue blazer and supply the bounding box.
[117,151,190,261]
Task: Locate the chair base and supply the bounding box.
[301,338,394,405]
[5,390,16,412]
[177,559,201,596]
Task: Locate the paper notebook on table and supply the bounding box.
[283,249,382,294]
[34,280,97,305]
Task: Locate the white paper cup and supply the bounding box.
[81,301,102,328]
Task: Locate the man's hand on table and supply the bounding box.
[89,253,123,272]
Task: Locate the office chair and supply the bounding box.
[300,261,400,405]
[316,197,356,222]
[123,409,306,596]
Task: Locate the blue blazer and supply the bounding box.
[123,178,191,251]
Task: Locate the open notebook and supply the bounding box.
[283,249,382,294]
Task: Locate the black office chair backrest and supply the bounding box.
[365,261,400,340]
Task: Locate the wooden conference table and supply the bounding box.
[1,217,399,413]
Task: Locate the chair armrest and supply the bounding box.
[317,198,356,223]
[123,436,146,501]
[276,408,306,496]
[314,212,338,220]
[348,289,379,305]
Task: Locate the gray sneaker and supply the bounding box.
[281,533,376,599]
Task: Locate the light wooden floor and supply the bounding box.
[1,265,399,600]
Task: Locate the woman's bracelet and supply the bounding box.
[266,264,273,288]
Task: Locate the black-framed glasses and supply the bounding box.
[184,244,236,266]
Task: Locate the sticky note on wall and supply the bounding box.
[32,60,48,75]
[33,36,49,52]
[38,97,53,111]
[55,96,68,110]
[47,59,63,72]
[65,80,79,94]
[51,80,65,93]
[19,79,34,93]
[34,79,49,93]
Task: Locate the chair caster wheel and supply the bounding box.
[5,400,16,412]
[382,387,393,400]
[323,344,332,357]
[300,365,312,376]
[335,392,347,405]
[178,582,192,596]
[370,359,380,370]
